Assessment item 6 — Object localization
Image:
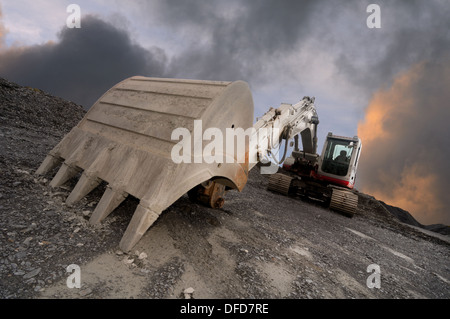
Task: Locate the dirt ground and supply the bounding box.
[1,77,449,300]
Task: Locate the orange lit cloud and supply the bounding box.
[357,60,450,225]
[368,163,444,225]
[357,64,422,144]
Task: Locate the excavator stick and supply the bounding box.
[36,76,254,251]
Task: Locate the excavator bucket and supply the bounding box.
[36,76,254,251]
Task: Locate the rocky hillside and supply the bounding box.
[380,202,450,236]
[0,77,448,300]
[0,78,85,134]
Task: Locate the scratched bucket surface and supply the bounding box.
[36,76,254,251]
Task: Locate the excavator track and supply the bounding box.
[329,188,358,217]
[267,173,293,195]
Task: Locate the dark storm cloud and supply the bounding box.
[2,1,448,108]
[139,0,450,109]
[0,15,167,108]
[331,0,450,97]
[149,0,320,82]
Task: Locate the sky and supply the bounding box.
[0,0,449,225]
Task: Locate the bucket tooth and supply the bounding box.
[35,154,62,176]
[66,173,102,206]
[49,163,81,188]
[65,146,113,205]
[119,204,160,252]
[89,186,128,225]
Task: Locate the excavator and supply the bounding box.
[35,76,362,252]
[267,131,362,217]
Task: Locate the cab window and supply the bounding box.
[321,139,353,176]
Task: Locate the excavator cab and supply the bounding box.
[316,133,362,189]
